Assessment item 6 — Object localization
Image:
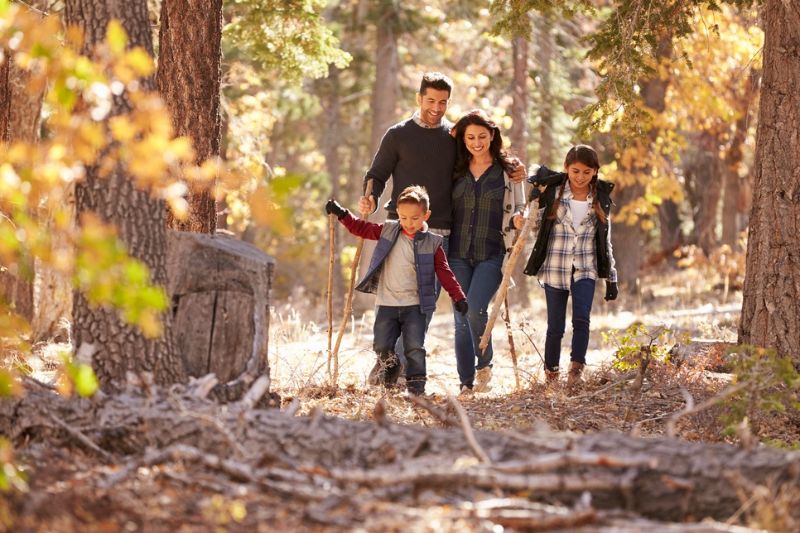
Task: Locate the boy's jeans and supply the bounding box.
[374,305,427,393]
[392,232,449,372]
[543,277,596,371]
[448,254,504,387]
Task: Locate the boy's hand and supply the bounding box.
[325,199,348,219]
[604,281,618,301]
[454,299,468,315]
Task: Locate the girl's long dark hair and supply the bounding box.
[548,144,606,223]
[451,109,514,179]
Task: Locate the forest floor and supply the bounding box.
[6,263,800,532]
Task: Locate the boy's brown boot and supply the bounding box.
[567,361,585,389]
[544,368,560,386]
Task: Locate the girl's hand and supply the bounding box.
[512,214,525,230]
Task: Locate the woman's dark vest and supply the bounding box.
[523,174,615,278]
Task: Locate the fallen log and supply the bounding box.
[2,380,799,524]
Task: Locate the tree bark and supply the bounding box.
[722,69,760,249]
[614,35,672,291]
[509,35,530,307]
[686,131,723,255]
[357,5,400,312]
[318,66,346,301]
[535,15,555,168]
[0,2,50,330]
[740,0,800,360]
[157,0,222,234]
[4,382,800,524]
[64,0,184,389]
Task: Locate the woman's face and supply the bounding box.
[463,124,493,159]
[565,161,597,194]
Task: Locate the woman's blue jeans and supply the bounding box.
[448,254,504,387]
[543,277,596,371]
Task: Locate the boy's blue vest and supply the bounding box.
[356,221,443,314]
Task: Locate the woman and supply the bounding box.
[449,109,526,394]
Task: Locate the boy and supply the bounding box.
[326,185,468,396]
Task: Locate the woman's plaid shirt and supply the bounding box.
[535,182,618,290]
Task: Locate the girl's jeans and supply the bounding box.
[448,254,504,387]
[543,277,596,371]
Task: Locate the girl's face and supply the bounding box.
[565,161,597,194]
[463,124,493,159]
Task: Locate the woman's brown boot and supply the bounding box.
[567,361,585,389]
[544,368,560,386]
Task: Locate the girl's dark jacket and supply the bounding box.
[523,166,615,278]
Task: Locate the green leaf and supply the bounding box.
[73,364,99,397]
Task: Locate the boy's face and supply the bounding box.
[397,202,431,235]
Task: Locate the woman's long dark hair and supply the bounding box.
[451,109,514,179]
[548,144,606,223]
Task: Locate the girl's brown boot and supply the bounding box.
[567,361,585,389]
[544,368,560,386]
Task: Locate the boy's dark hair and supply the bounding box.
[397,185,430,212]
[419,72,453,97]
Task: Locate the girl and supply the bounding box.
[449,110,526,394]
[523,144,618,388]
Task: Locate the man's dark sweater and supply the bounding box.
[365,117,456,229]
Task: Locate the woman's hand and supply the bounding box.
[512,213,525,230]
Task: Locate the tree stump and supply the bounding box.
[166,230,274,400]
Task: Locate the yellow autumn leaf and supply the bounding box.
[106,20,128,55]
[109,116,138,142]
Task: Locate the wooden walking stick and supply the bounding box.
[326,214,335,380]
[330,180,374,387]
[502,295,521,390]
[478,197,539,358]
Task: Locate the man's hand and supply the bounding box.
[358,195,376,216]
[604,281,618,301]
[508,158,527,183]
[325,199,348,219]
[454,299,469,315]
[512,213,525,230]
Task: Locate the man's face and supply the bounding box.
[416,88,450,127]
[397,202,431,235]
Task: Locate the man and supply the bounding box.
[359,72,525,386]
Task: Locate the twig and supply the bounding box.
[331,179,373,388]
[326,213,335,381]
[503,296,521,390]
[237,374,270,410]
[569,370,637,400]
[491,451,656,474]
[48,413,113,461]
[479,197,538,354]
[406,395,458,426]
[666,382,748,437]
[448,394,491,464]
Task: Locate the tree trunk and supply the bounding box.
[0,2,52,332]
[64,0,184,389]
[319,66,346,301]
[4,383,800,524]
[657,200,682,254]
[614,36,672,292]
[157,0,222,234]
[535,15,555,168]
[740,0,800,359]
[509,35,530,307]
[688,131,723,255]
[357,6,400,312]
[722,69,760,249]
